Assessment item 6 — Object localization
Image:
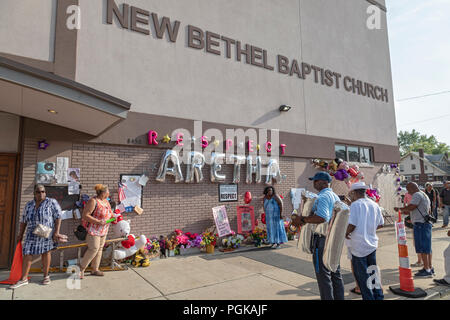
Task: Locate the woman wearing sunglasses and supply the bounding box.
[10,184,64,289]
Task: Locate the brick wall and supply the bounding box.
[17,138,296,265]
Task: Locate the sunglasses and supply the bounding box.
[35,191,46,194]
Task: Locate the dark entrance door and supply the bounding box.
[0,154,18,268]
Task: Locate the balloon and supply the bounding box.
[265,158,282,185]
[201,136,209,149]
[266,142,272,153]
[226,139,233,151]
[230,155,246,184]
[185,151,205,183]
[334,169,349,181]
[334,158,343,166]
[328,161,338,172]
[248,140,254,152]
[338,161,349,171]
[148,130,158,145]
[156,150,184,183]
[162,134,171,143]
[210,153,226,183]
[244,191,252,204]
[348,168,358,178]
[246,155,262,184]
[280,144,287,155]
[176,133,184,146]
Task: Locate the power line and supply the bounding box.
[397,90,450,102]
[398,113,450,127]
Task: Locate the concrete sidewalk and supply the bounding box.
[1,225,449,300]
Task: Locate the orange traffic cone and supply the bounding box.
[389,213,426,298]
[0,243,25,285]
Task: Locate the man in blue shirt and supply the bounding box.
[299,172,344,300]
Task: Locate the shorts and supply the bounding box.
[413,222,432,254]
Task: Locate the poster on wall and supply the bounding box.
[218,184,238,202]
[67,168,81,195]
[237,206,255,234]
[56,157,69,184]
[36,162,56,185]
[212,205,232,237]
[119,174,143,211]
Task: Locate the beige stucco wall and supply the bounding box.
[0,112,20,153]
[0,0,57,61]
[75,0,397,147]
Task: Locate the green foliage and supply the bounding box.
[398,130,450,156]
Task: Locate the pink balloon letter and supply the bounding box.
[280,144,287,155]
[148,130,158,145]
[266,142,272,153]
[248,140,254,152]
[176,133,184,146]
[226,139,233,151]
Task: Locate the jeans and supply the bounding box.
[351,250,384,300]
[443,205,450,226]
[312,234,345,300]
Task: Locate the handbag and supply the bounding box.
[33,224,53,238]
[74,201,97,241]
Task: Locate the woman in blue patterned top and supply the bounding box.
[10,184,63,289]
[263,186,288,249]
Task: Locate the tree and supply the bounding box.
[398,130,450,156]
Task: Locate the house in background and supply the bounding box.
[399,149,450,186]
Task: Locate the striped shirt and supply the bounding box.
[82,198,112,237]
[21,198,62,255]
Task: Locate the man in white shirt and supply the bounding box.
[345,182,384,300]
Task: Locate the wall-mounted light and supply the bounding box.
[279,105,292,112]
[48,109,58,114]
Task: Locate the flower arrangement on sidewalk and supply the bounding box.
[201,231,218,247]
[145,238,161,257]
[222,231,244,250]
[251,227,267,247]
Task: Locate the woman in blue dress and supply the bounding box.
[263,186,287,249]
[10,184,63,289]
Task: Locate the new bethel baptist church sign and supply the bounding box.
[106,0,389,103]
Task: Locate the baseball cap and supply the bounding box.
[309,172,332,183]
[350,182,369,191]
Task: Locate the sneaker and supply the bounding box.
[414,269,433,278]
[9,279,29,289]
[275,244,282,249]
[431,267,435,275]
[433,279,450,286]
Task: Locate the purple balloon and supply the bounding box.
[334,169,349,181]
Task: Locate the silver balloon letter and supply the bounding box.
[210,153,226,183]
[156,150,184,183]
[265,159,282,185]
[246,156,262,184]
[185,151,205,183]
[230,155,246,184]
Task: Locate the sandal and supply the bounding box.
[91,271,104,276]
[350,287,362,295]
[42,276,51,285]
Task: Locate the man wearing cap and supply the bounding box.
[345,182,385,300]
[298,172,344,300]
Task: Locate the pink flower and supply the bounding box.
[174,229,182,235]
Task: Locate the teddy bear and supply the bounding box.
[112,213,148,260]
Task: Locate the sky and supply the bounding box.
[386,0,450,146]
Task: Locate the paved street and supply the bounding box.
[1,224,449,301]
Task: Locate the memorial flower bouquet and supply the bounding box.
[145,238,160,255]
[251,227,267,247]
[222,233,245,249]
[201,232,217,247]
